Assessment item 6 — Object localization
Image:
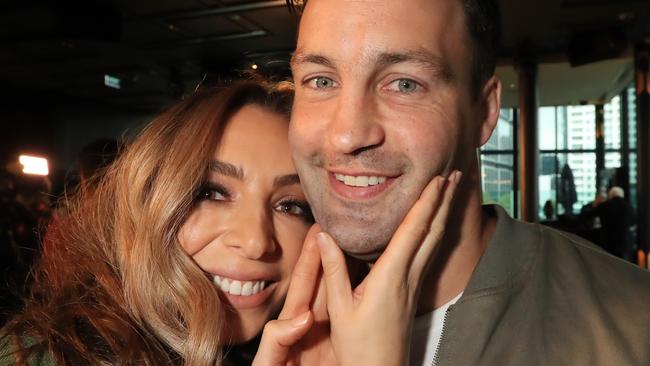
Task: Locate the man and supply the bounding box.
[283,0,650,364]
[582,186,636,259]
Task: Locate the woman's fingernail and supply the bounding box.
[455,171,463,183]
[438,176,445,190]
[293,310,311,327]
[316,232,329,248]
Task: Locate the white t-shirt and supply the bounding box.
[409,292,463,366]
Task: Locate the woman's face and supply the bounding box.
[178,104,312,344]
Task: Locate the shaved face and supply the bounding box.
[289,0,486,260]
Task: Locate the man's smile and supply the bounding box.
[328,171,398,201]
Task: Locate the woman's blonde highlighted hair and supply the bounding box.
[1,80,294,365]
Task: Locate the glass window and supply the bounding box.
[630,152,637,209]
[481,154,515,217]
[539,152,561,218]
[483,109,514,151]
[566,105,596,150]
[605,152,621,169]
[604,96,622,150]
[567,153,597,213]
[628,87,637,149]
[538,107,557,150]
[480,108,517,217]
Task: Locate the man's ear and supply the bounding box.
[478,76,502,146]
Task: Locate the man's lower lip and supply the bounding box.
[221,282,277,309]
[328,173,394,200]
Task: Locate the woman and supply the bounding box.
[1,80,314,365]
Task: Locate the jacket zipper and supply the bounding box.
[431,305,453,366]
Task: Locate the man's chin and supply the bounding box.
[322,222,393,262]
[344,249,383,262]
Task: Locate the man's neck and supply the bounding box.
[415,173,496,316]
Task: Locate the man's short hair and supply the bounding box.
[286,0,501,97]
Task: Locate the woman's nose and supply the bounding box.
[224,209,276,260]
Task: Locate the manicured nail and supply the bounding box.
[438,176,445,190]
[292,310,311,327]
[316,232,330,249]
[454,171,463,183]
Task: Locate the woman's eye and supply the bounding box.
[387,78,420,93]
[276,200,314,223]
[197,184,230,202]
[306,76,337,89]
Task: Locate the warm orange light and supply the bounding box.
[19,155,49,176]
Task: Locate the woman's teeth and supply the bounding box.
[213,275,267,296]
[335,174,387,187]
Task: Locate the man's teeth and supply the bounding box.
[335,174,387,187]
[213,275,267,296]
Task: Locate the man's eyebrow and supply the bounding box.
[290,51,335,68]
[274,174,300,188]
[376,50,455,82]
[208,160,244,180]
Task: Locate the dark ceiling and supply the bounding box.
[2,0,650,112]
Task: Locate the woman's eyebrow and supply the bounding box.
[274,174,300,188]
[208,160,244,180]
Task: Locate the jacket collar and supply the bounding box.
[461,205,540,299]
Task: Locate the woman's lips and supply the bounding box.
[329,172,396,200]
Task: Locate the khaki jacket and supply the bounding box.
[435,205,650,366]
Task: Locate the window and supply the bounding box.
[538,106,597,218]
[480,108,517,217]
[538,86,635,220]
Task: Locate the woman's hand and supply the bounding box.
[316,171,461,366]
[253,171,461,366]
[253,225,337,366]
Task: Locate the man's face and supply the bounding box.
[289,0,494,260]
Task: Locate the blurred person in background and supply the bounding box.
[581,186,635,260]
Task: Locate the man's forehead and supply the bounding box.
[296,0,467,50]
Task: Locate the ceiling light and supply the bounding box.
[19,155,49,176]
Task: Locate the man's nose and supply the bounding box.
[224,209,276,260]
[326,89,385,155]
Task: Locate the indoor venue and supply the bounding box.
[1,0,650,363]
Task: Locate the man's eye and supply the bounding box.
[307,76,337,89]
[388,78,420,93]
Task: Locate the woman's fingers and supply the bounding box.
[252,311,313,366]
[315,232,353,318]
[279,225,322,320]
[410,171,461,279]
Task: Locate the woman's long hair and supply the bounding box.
[1,80,293,365]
